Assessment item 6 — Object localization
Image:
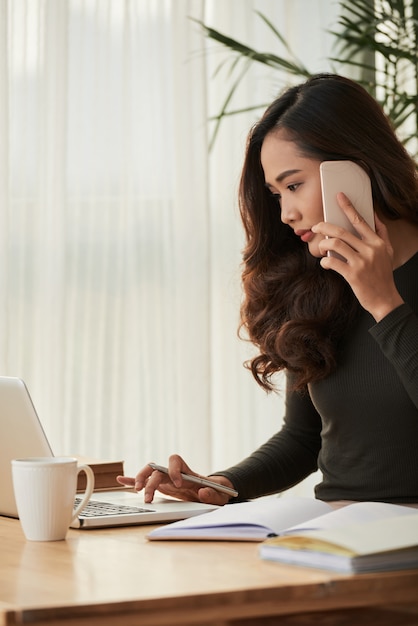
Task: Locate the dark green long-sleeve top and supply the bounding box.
[216,252,418,504]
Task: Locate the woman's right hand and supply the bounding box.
[116,454,234,505]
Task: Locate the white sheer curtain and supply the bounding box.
[1,0,337,491]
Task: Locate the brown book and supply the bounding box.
[75,457,125,492]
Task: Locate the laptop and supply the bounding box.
[0,376,218,528]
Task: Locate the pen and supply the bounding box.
[148,463,239,498]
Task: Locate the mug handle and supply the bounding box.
[71,464,95,522]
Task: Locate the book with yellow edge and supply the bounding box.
[259,512,418,573]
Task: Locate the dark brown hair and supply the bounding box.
[239,73,418,391]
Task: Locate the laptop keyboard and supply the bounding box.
[74,497,154,518]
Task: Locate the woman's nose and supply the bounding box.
[280,200,299,225]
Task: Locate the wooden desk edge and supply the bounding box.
[6,570,418,626]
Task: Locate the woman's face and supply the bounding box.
[260,130,324,258]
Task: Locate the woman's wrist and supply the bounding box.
[371,295,405,323]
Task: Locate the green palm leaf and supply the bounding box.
[194,0,418,157]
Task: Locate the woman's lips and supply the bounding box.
[295,229,314,243]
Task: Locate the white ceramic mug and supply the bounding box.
[11,456,94,541]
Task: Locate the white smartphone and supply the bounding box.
[148,463,238,498]
[320,160,375,235]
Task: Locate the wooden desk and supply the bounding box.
[1,516,418,626]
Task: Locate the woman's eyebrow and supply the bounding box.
[275,169,302,183]
[265,169,302,191]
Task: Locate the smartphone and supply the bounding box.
[320,160,375,237]
[148,463,238,498]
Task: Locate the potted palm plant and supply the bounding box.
[195,0,418,157]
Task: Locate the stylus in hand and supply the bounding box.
[148,463,238,498]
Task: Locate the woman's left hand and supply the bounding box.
[312,192,404,322]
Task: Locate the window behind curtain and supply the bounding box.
[1,0,336,495]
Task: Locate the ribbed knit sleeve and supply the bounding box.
[369,304,418,408]
[212,378,322,501]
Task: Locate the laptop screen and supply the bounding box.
[0,377,53,517]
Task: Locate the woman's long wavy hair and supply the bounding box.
[239,73,418,392]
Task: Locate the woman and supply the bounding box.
[118,74,418,507]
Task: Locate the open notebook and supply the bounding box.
[0,376,218,528]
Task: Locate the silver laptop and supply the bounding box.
[0,376,218,528]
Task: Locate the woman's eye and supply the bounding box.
[287,183,300,192]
